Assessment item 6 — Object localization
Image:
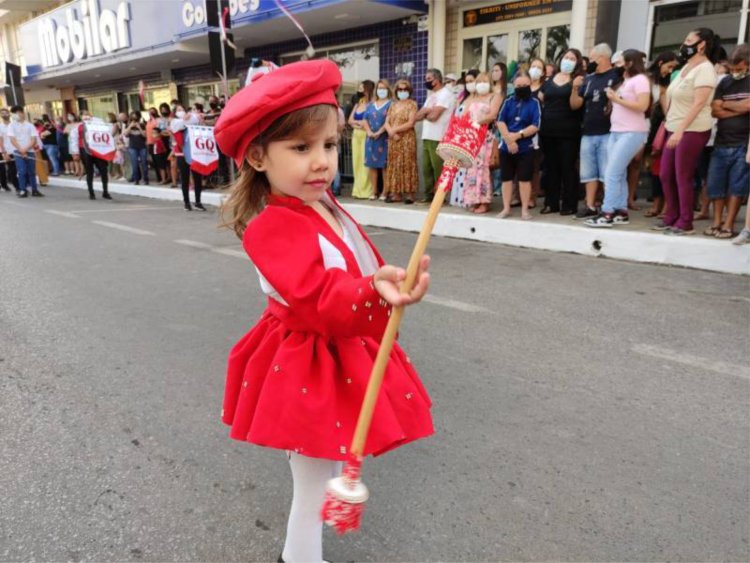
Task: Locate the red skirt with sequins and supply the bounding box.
[221,310,434,461]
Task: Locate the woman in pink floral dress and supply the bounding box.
[463,72,502,214]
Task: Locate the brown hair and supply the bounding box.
[394,78,413,96]
[376,79,393,100]
[729,43,750,66]
[220,103,338,238]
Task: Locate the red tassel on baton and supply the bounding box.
[321,114,489,534]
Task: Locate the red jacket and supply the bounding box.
[221,192,433,460]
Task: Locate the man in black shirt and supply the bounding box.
[570,43,620,218]
[707,43,750,239]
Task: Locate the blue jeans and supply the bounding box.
[580,134,609,183]
[128,147,148,183]
[43,144,61,175]
[707,145,749,199]
[13,152,37,192]
[602,131,647,213]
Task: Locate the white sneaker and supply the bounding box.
[732,228,750,245]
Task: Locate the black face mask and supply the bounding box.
[515,86,532,100]
[209,102,219,110]
[586,61,598,74]
[678,41,701,64]
[160,111,169,117]
[615,66,626,78]
[150,112,158,119]
[425,80,435,91]
[658,73,671,87]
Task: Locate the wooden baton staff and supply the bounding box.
[322,114,489,534]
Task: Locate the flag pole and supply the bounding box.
[217,3,235,183]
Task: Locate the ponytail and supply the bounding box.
[691,28,724,63]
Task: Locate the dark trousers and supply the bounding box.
[82,152,109,195]
[177,156,202,205]
[541,135,580,212]
[0,158,18,190]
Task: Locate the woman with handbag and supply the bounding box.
[463,71,502,214]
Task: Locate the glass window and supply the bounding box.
[185,84,217,108]
[86,95,115,120]
[546,25,570,63]
[518,29,542,64]
[486,34,508,70]
[462,37,483,71]
[651,0,742,56]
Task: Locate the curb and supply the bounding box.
[47,177,749,276]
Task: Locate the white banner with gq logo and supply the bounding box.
[184,125,218,176]
[83,121,116,161]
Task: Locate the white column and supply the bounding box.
[740,0,749,43]
[430,0,447,73]
[569,0,590,51]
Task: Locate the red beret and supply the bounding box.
[215,59,342,167]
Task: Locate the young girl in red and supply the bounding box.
[214,60,434,562]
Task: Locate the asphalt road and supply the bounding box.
[1,186,748,562]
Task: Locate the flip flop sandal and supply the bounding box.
[644,209,660,218]
[716,229,735,239]
[703,226,721,236]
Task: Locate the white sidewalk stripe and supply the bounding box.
[422,294,491,313]
[174,239,247,260]
[91,221,155,236]
[632,344,750,381]
[69,206,183,213]
[44,209,80,219]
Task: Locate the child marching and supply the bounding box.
[214,60,434,563]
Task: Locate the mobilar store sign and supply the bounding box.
[36,0,131,68]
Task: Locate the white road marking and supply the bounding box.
[68,206,183,213]
[422,294,491,313]
[632,343,750,381]
[366,230,387,236]
[91,220,155,236]
[44,209,80,219]
[174,239,247,260]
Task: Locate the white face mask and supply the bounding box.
[397,91,410,100]
[560,59,576,74]
[465,82,477,93]
[376,88,389,100]
[475,82,491,95]
[529,67,543,81]
[452,85,463,95]
[175,110,186,119]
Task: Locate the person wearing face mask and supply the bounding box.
[145,107,161,182]
[585,50,651,228]
[444,73,458,101]
[108,112,125,181]
[654,27,720,236]
[497,71,541,220]
[527,58,547,208]
[125,111,149,185]
[0,107,18,192]
[170,105,206,211]
[414,68,454,203]
[7,105,44,198]
[489,63,508,199]
[704,43,750,239]
[570,43,619,219]
[363,79,392,200]
[79,110,112,200]
[348,80,375,199]
[463,71,502,214]
[449,69,479,207]
[65,113,83,178]
[156,103,175,186]
[538,49,584,215]
[384,79,418,204]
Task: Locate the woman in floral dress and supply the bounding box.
[463,71,502,214]
[384,79,418,203]
[450,70,479,207]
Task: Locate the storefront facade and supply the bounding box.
[15,0,428,118]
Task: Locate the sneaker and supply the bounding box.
[576,206,598,219]
[17,191,28,198]
[31,190,44,197]
[613,210,629,225]
[184,203,192,211]
[651,220,671,231]
[732,228,750,245]
[584,212,614,228]
[665,227,695,236]
[194,203,206,211]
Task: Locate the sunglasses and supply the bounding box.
[396,87,409,92]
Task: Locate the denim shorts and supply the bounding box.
[579,133,609,183]
[707,145,750,199]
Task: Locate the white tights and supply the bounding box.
[282,452,342,563]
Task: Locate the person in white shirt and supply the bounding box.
[7,105,43,198]
[414,68,454,203]
[0,107,17,192]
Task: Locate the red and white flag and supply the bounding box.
[83,121,116,161]
[184,125,219,176]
